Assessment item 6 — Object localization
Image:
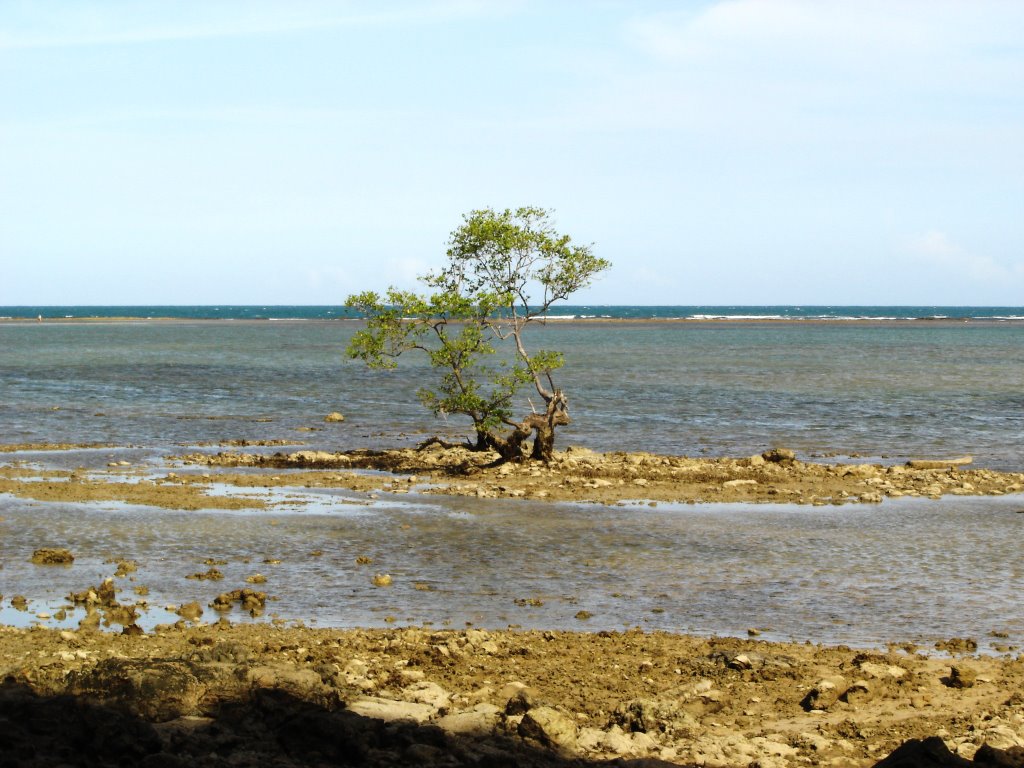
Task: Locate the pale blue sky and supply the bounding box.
[2,1,1022,305]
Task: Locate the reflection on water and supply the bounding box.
[2,487,1022,653]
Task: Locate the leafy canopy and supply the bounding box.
[345,207,609,458]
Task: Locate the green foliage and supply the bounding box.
[345,207,609,458]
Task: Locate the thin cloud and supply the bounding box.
[907,231,1023,284]
[625,0,1024,94]
[0,0,506,50]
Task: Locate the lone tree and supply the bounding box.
[345,206,609,463]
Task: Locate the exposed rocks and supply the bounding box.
[177,445,1024,507]
[186,567,224,581]
[801,677,846,711]
[946,665,978,689]
[763,447,797,463]
[68,578,119,608]
[111,559,138,577]
[31,547,74,565]
[347,696,436,724]
[908,457,973,470]
[175,602,203,622]
[324,412,346,423]
[2,625,1024,767]
[937,638,979,654]
[522,706,581,754]
[210,588,267,616]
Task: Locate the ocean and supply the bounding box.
[1,307,1023,648]
[2,304,1024,321]
[1,308,1022,468]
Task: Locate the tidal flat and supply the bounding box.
[3,316,1024,765]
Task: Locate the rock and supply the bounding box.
[402,681,450,709]
[762,448,796,463]
[975,743,1024,766]
[724,479,757,488]
[907,457,972,469]
[176,602,203,621]
[613,698,699,739]
[210,588,267,615]
[936,637,978,654]
[729,653,754,670]
[113,560,137,577]
[346,696,436,724]
[872,736,974,768]
[602,726,637,755]
[801,677,845,711]
[324,412,345,423]
[436,703,501,734]
[519,706,578,753]
[577,727,606,753]
[974,726,1024,751]
[798,731,834,752]
[186,568,224,581]
[10,595,28,611]
[946,665,977,689]
[70,660,207,721]
[859,661,907,680]
[31,547,75,565]
[504,685,541,715]
[842,679,873,705]
[103,603,138,627]
[372,573,393,587]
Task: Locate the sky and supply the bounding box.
[1,0,1022,306]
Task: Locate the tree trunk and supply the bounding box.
[486,390,570,464]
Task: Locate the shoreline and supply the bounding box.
[1,444,1022,508]
[4,445,1024,765]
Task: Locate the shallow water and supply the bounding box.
[1,320,1022,468]
[1,320,1023,649]
[1,478,1022,652]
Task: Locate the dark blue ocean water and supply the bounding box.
[2,304,1023,320]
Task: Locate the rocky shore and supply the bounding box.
[4,443,1024,765]
[179,444,1024,507]
[3,623,1024,767]
[1,444,1020,511]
